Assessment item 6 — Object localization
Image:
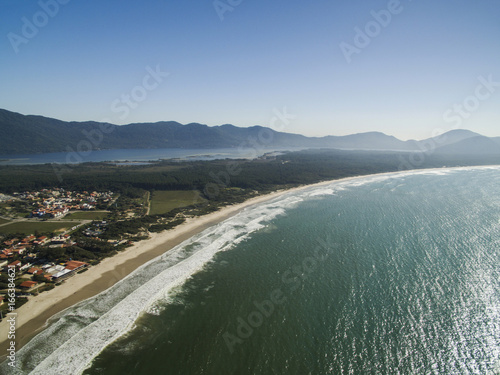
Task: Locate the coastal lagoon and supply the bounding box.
[4,167,500,374]
[0,148,298,165]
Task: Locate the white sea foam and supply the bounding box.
[7,165,500,374]
[14,192,303,375]
[307,188,336,197]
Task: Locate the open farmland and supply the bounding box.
[149,190,206,215]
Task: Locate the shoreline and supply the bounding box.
[0,179,337,356]
[0,165,497,357]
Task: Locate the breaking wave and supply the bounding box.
[4,166,500,374]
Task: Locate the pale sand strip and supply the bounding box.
[3,163,474,360]
[0,179,341,355]
[0,165,492,361]
[1,166,435,356]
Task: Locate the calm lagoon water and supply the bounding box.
[0,148,297,165]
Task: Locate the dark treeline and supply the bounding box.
[1,149,498,265]
[0,149,499,197]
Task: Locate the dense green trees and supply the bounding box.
[0,149,499,196]
[1,148,499,267]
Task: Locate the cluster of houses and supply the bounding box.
[0,234,74,261]
[0,189,119,311]
[0,194,14,203]
[31,206,70,219]
[11,189,114,219]
[83,221,107,237]
[83,221,129,247]
[1,235,48,260]
[0,234,88,301]
[5,259,89,293]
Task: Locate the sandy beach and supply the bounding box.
[1,165,441,358]
[0,165,479,361]
[0,179,342,356]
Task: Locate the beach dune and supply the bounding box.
[0,172,397,358]
[0,187,309,356]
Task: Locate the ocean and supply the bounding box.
[3,167,500,375]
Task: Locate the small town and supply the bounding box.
[0,186,200,319]
[0,2,497,372]
[0,189,119,317]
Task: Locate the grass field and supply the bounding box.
[0,221,72,235]
[149,190,206,215]
[65,211,110,220]
[0,218,10,225]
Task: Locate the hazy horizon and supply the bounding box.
[2,1,499,140]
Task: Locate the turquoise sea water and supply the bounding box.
[3,167,500,374]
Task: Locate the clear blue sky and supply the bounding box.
[1,0,499,140]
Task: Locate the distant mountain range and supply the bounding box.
[1,108,499,156]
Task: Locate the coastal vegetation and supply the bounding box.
[64,211,110,220]
[149,190,206,215]
[0,221,71,235]
[0,148,499,317]
[1,149,499,195]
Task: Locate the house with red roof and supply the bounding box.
[34,236,49,246]
[65,260,88,272]
[13,247,27,255]
[27,267,43,275]
[3,239,17,247]
[19,262,32,272]
[8,260,21,269]
[51,261,89,282]
[20,280,44,292]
